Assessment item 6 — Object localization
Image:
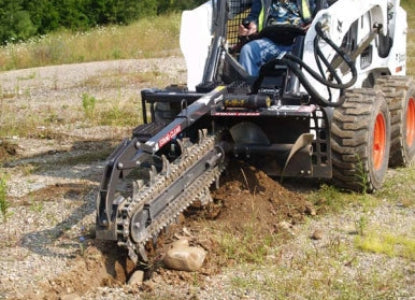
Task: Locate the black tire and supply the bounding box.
[331,88,391,192]
[375,76,415,167]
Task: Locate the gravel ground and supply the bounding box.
[1,57,415,299]
[0,57,186,299]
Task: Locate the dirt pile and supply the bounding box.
[134,160,315,288]
[210,160,312,232]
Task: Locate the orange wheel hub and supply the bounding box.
[373,113,386,170]
[406,97,415,148]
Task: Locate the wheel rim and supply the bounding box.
[373,113,387,170]
[406,97,415,148]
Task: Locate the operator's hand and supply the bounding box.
[239,21,257,36]
[303,23,312,30]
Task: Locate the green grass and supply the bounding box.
[0,97,141,140]
[376,166,415,208]
[306,184,377,214]
[98,103,140,127]
[307,165,415,215]
[355,230,415,261]
[82,93,97,120]
[225,248,406,300]
[0,13,181,71]
[0,175,9,220]
[402,1,415,76]
[0,63,176,140]
[215,225,277,265]
[402,0,415,11]
[79,93,142,127]
[0,109,64,140]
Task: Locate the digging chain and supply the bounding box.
[115,134,224,261]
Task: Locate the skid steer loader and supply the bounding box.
[96,0,414,263]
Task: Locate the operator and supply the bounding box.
[239,0,325,77]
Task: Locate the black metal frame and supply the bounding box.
[138,84,333,179]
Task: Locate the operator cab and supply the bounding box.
[219,0,329,104]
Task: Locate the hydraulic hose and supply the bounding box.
[279,57,342,106]
[278,21,358,107]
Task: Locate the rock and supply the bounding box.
[304,201,317,216]
[60,294,81,300]
[276,221,296,236]
[163,239,207,272]
[171,238,190,248]
[128,270,144,286]
[311,229,323,240]
[277,221,292,231]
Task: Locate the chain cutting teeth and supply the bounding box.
[115,134,224,262]
[149,165,157,186]
[161,155,170,175]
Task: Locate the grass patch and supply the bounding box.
[403,0,415,76]
[215,224,276,265]
[218,216,411,299]
[355,230,415,260]
[80,93,141,127]
[226,255,405,299]
[82,93,97,119]
[308,166,415,215]
[376,166,415,207]
[402,0,415,11]
[0,13,181,71]
[0,100,67,139]
[0,175,9,220]
[307,184,377,214]
[0,67,167,140]
[0,90,142,140]
[98,104,140,127]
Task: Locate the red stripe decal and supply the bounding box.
[158,125,182,148]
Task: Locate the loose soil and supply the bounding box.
[210,160,310,230]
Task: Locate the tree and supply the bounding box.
[52,0,90,30]
[158,0,206,14]
[0,0,206,44]
[22,0,60,34]
[0,0,36,43]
